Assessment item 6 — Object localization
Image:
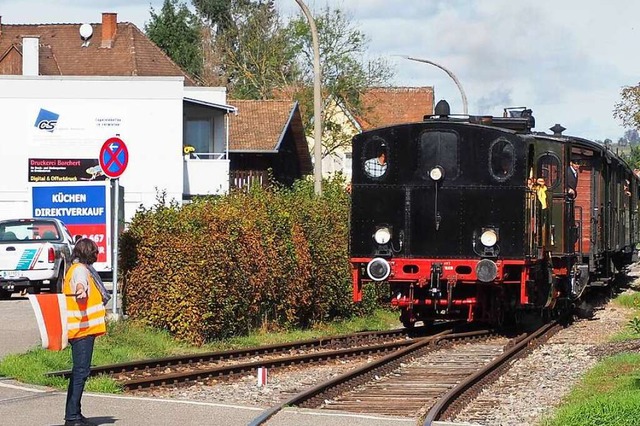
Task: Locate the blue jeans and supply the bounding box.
[65,335,96,421]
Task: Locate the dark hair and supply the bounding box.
[72,238,99,265]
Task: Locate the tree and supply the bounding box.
[191,0,296,90]
[623,146,640,170]
[614,83,640,130]
[146,0,203,80]
[216,1,298,99]
[285,7,394,158]
[625,129,640,146]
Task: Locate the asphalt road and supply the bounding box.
[0,294,41,360]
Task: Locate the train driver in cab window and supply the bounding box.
[364,144,388,178]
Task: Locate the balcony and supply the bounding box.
[183,153,229,197]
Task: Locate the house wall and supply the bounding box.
[310,98,359,182]
[0,75,185,223]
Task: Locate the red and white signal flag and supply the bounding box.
[257,367,268,387]
[27,294,68,351]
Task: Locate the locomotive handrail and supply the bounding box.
[576,205,584,258]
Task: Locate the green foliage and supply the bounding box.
[145,0,203,79]
[284,6,395,158]
[219,0,298,99]
[614,83,640,130]
[627,317,640,335]
[121,177,376,345]
[621,145,640,170]
[541,353,640,426]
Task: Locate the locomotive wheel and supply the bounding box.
[400,309,415,329]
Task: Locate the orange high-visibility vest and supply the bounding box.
[63,263,106,339]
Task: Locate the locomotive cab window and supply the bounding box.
[537,152,561,189]
[363,138,389,179]
[416,130,459,181]
[489,138,515,181]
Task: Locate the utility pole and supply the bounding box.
[295,0,323,194]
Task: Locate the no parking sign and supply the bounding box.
[98,136,128,318]
[99,137,128,178]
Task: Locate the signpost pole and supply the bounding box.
[112,178,119,318]
[99,136,128,321]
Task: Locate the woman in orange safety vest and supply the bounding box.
[63,238,107,426]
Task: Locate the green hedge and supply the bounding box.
[120,177,382,345]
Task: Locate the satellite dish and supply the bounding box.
[79,23,93,40]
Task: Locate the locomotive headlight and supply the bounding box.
[367,257,391,281]
[429,166,444,181]
[374,227,391,244]
[480,229,498,247]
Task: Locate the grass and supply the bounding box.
[540,288,640,425]
[540,353,640,426]
[0,309,400,393]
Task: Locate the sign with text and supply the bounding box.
[28,158,105,183]
[32,185,107,262]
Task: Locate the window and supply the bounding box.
[537,152,561,189]
[0,220,60,241]
[185,119,213,155]
[489,138,515,182]
[363,137,388,179]
[416,130,459,180]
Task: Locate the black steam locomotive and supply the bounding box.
[350,100,638,328]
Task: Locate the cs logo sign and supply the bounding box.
[34,108,60,132]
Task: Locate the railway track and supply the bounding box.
[48,326,458,390]
[247,322,562,426]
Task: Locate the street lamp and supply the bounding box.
[295,0,323,195]
[400,55,468,115]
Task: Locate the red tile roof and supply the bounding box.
[229,100,312,173]
[229,100,296,151]
[356,87,434,130]
[0,16,196,84]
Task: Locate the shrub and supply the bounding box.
[120,177,378,344]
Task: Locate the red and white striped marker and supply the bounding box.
[27,294,68,351]
[257,367,268,386]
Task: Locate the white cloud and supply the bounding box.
[1,0,638,140]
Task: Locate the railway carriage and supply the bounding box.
[350,100,639,328]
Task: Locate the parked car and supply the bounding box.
[0,218,74,299]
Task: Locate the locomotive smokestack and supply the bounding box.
[550,124,566,136]
[434,100,450,117]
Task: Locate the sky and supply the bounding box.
[1,0,638,141]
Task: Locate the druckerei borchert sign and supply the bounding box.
[28,158,106,183]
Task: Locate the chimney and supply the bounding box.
[0,16,3,38]
[22,37,39,76]
[101,12,117,48]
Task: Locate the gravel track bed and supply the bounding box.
[131,265,640,425]
[452,265,640,426]
[130,355,380,407]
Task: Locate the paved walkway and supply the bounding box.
[0,295,420,426]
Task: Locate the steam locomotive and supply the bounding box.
[350,100,638,328]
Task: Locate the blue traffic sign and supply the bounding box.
[99,137,128,178]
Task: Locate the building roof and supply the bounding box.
[355,87,434,131]
[0,14,196,85]
[228,99,312,173]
